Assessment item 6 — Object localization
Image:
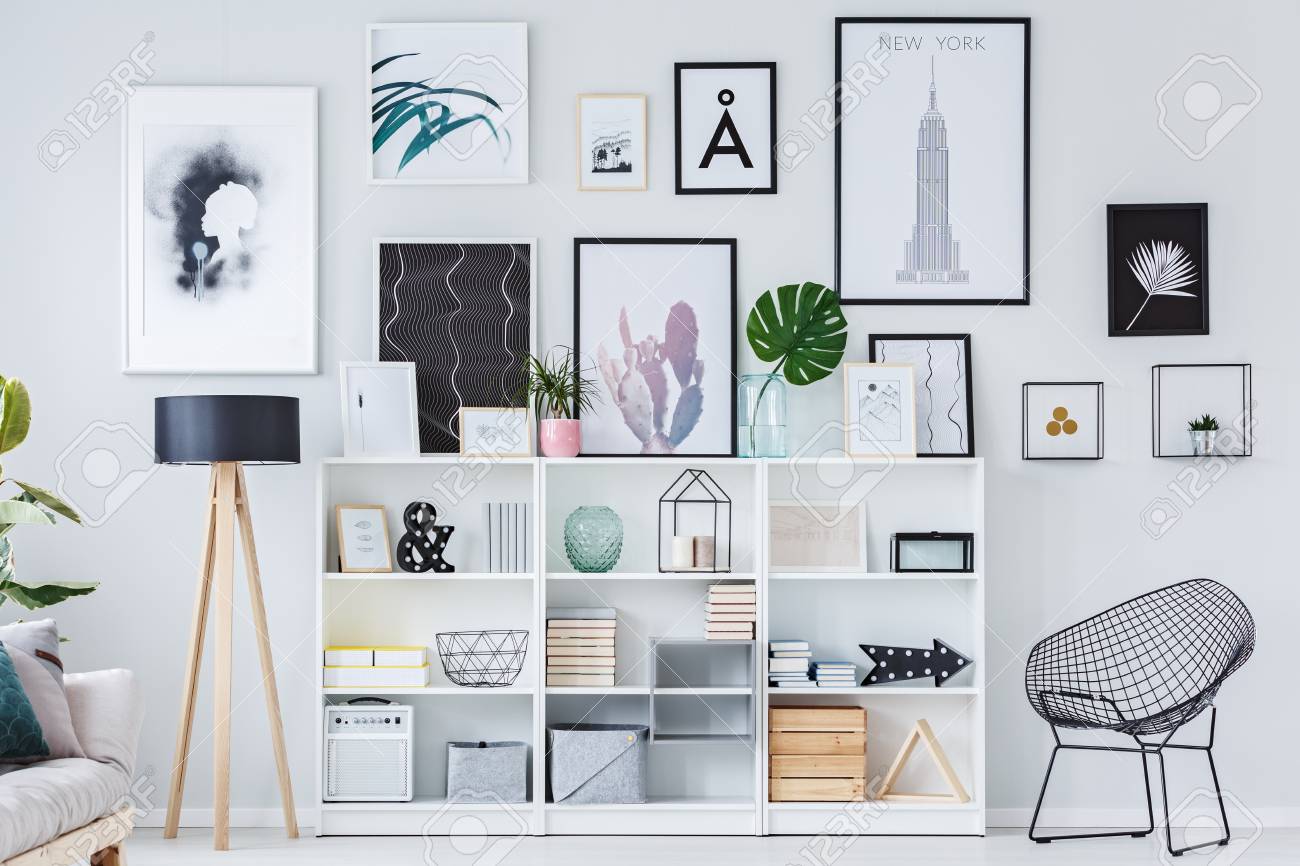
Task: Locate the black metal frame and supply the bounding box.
[674,62,778,195]
[1025,579,1255,856]
[835,17,1030,305]
[1029,709,1229,856]
[890,532,974,573]
[657,468,732,573]
[1151,364,1252,458]
[1021,381,1104,460]
[572,238,739,456]
[868,333,975,457]
[1107,203,1210,337]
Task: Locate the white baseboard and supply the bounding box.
[133,808,316,829]
[989,807,1300,829]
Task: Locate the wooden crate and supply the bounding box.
[768,706,867,802]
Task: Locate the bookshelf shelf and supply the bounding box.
[315,456,982,838]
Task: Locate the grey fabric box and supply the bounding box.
[547,724,648,804]
[446,741,528,804]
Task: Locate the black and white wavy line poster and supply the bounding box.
[870,335,974,457]
[375,240,534,453]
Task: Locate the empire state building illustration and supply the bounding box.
[896,59,969,284]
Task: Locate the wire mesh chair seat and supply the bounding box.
[1025,579,1254,736]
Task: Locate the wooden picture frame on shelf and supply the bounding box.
[841,362,918,458]
[768,500,867,573]
[458,407,533,458]
[335,503,392,573]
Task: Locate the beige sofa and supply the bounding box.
[0,670,143,865]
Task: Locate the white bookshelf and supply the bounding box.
[313,455,983,837]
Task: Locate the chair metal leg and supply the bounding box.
[1027,741,1156,843]
[1156,744,1231,857]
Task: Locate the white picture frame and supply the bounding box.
[768,500,868,573]
[458,407,533,457]
[339,362,419,458]
[843,362,918,458]
[373,237,538,454]
[335,504,392,573]
[368,22,529,185]
[123,86,318,373]
[577,94,647,191]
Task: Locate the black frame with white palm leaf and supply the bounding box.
[1107,203,1209,337]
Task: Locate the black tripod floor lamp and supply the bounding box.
[154,395,299,850]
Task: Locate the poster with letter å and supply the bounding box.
[836,18,1029,305]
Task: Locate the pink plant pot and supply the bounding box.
[539,419,581,458]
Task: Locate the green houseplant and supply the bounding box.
[1188,413,1220,457]
[0,375,96,611]
[742,282,849,457]
[521,348,600,458]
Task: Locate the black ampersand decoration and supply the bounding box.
[396,500,455,574]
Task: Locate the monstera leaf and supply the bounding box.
[746,282,848,386]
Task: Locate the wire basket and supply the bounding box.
[435,630,530,688]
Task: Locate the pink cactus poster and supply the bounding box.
[575,239,737,456]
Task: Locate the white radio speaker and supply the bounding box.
[323,701,413,802]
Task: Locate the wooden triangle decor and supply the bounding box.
[877,718,971,804]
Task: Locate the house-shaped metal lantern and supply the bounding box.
[658,469,732,573]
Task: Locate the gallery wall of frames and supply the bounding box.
[14,0,1282,839]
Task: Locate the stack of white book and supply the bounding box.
[813,661,858,688]
[322,645,429,688]
[484,502,532,573]
[706,583,756,640]
[768,639,815,688]
[546,607,616,687]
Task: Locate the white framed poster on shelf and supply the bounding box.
[835,18,1029,304]
[768,500,868,573]
[577,94,647,191]
[458,407,532,457]
[123,86,317,373]
[842,362,917,458]
[368,22,529,184]
[339,362,419,458]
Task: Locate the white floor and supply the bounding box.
[129,828,1299,865]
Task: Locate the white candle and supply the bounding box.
[671,536,695,569]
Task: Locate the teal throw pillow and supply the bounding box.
[0,641,49,760]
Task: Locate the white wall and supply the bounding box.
[3,0,1297,827]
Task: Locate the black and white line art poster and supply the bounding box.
[675,62,776,194]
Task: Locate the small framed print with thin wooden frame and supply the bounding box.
[768,500,868,573]
[843,362,917,458]
[335,504,392,573]
[577,94,647,191]
[458,407,532,457]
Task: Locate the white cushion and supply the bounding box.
[0,757,131,860]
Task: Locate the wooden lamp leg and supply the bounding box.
[210,462,239,851]
[162,466,219,839]
[234,464,299,838]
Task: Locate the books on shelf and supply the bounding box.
[769,657,811,673]
[547,606,617,687]
[769,640,810,652]
[770,649,813,658]
[769,639,813,687]
[706,582,755,639]
[484,502,532,573]
[812,660,858,688]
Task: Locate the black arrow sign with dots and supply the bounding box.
[858,639,973,687]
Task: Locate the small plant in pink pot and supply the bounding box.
[521,348,600,458]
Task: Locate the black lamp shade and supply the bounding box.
[155,396,300,465]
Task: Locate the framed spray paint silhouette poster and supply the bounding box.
[123,86,318,373]
[836,18,1029,304]
[674,62,776,194]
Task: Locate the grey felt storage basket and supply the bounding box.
[547,723,648,804]
[446,741,528,804]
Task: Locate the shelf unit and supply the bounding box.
[313,455,983,837]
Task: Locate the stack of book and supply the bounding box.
[705,582,756,640]
[768,639,815,688]
[546,606,615,687]
[813,661,858,688]
[322,645,430,688]
[483,502,532,573]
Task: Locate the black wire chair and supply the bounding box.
[1024,579,1254,856]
